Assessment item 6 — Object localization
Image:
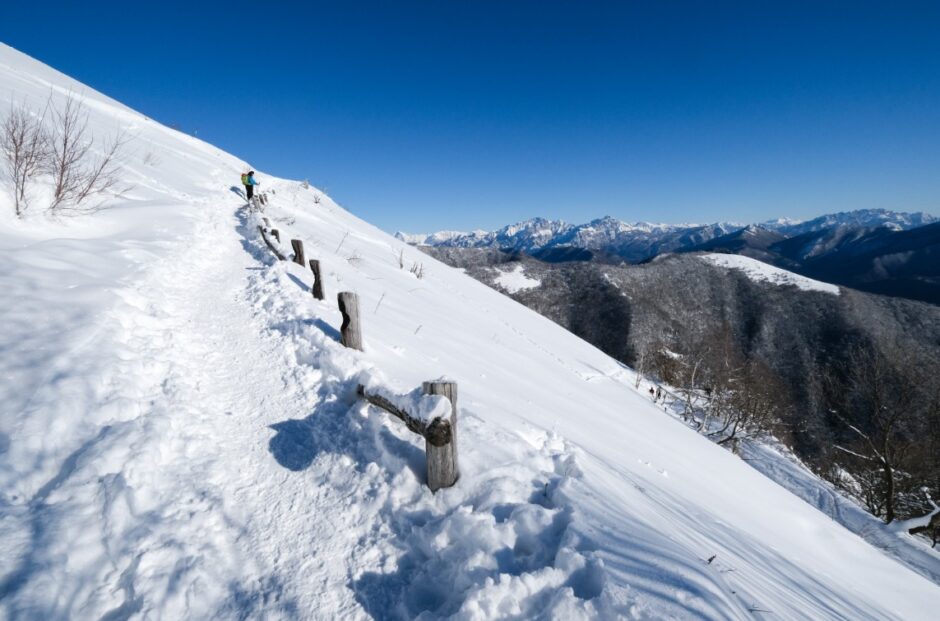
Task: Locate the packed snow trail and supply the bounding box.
[3,42,940,620]
[0,192,610,619]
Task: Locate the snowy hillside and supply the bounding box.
[2,42,940,620]
[699,253,841,295]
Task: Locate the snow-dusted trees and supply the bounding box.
[718,359,788,445]
[646,327,786,444]
[826,344,940,527]
[1,93,128,216]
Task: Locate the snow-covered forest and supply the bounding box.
[2,42,940,621]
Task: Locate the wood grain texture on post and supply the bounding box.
[422,380,459,491]
[310,260,324,300]
[337,291,363,351]
[291,239,305,266]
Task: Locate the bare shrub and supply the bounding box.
[1,103,48,216]
[46,94,129,213]
[410,262,425,279]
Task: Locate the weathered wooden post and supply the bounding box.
[271,229,280,243]
[423,380,459,491]
[337,292,363,350]
[291,239,305,266]
[258,226,286,260]
[310,260,324,300]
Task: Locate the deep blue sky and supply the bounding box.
[3,1,939,232]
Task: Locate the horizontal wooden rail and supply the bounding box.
[258,226,286,261]
[357,380,459,491]
[357,385,431,437]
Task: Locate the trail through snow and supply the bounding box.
[4,41,940,620]
[2,194,613,619]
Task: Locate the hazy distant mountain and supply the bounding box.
[397,216,742,262]
[782,222,940,303]
[681,225,788,262]
[761,208,938,237]
[681,221,940,304]
[401,209,934,257]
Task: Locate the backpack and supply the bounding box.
[241,173,248,185]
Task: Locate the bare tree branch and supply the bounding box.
[1,102,48,216]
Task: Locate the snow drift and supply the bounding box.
[1,42,940,620]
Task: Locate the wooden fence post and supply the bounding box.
[310,260,324,300]
[422,380,459,491]
[337,292,363,350]
[258,226,286,261]
[291,239,305,266]
[271,229,280,243]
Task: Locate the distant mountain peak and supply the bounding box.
[762,209,937,237]
[398,208,937,265]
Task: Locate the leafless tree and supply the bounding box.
[713,360,787,445]
[46,94,129,213]
[1,102,48,216]
[696,326,742,432]
[827,344,932,523]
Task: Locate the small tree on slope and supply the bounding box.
[1,102,48,216]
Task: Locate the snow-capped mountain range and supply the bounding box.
[401,209,940,303]
[398,209,937,263]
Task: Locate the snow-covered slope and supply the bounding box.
[699,253,841,295]
[493,264,541,293]
[2,42,940,620]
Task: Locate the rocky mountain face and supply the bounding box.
[403,209,940,304]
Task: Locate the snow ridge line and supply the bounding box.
[238,202,624,619]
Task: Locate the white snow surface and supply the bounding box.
[493,264,541,294]
[1,42,939,620]
[358,370,453,423]
[699,253,841,295]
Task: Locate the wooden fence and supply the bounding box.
[256,219,459,491]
